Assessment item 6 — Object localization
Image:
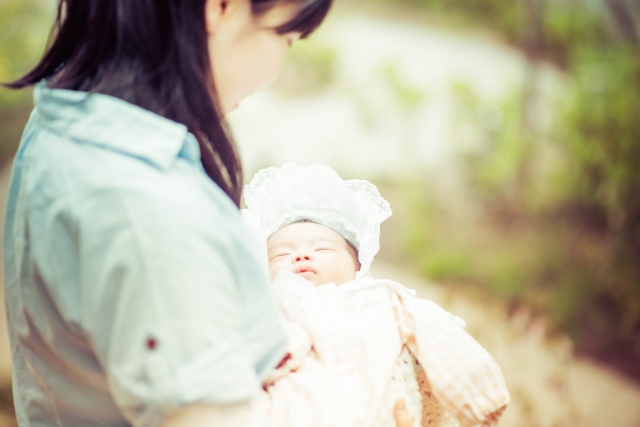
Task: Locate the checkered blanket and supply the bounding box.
[256,271,510,427]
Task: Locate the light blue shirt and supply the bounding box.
[3,81,287,427]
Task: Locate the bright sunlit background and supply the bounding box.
[1,0,640,425]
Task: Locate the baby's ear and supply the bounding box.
[344,238,360,270]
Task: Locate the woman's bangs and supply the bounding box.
[274,0,332,38]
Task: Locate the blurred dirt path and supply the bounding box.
[372,263,640,427]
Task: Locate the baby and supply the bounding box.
[267,219,360,287]
[242,163,510,427]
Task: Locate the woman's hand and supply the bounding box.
[394,399,414,427]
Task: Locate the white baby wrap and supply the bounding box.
[242,163,509,426]
[256,271,509,427]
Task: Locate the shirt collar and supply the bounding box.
[33,80,201,170]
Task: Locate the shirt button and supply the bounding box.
[146,337,158,350]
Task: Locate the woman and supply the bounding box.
[3,1,414,426]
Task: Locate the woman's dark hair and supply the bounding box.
[4,0,332,206]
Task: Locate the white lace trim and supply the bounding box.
[244,164,392,222]
[343,179,391,221]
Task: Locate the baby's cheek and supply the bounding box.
[269,260,292,278]
[268,262,279,279]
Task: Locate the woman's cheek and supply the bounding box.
[255,37,289,90]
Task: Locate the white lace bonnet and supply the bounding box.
[242,163,392,278]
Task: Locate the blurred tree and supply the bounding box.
[365,0,640,380]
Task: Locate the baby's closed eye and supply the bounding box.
[271,252,291,260]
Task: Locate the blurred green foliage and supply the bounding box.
[274,39,338,96]
[0,0,53,164]
[379,62,425,109]
[376,0,640,379]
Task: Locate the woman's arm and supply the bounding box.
[158,284,416,427]
[159,400,414,427]
[74,173,284,427]
[160,402,261,427]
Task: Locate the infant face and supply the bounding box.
[267,222,359,286]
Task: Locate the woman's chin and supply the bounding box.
[222,102,240,116]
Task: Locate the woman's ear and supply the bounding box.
[204,0,229,35]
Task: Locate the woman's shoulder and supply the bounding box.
[19,112,235,218]
[24,84,222,204]
[16,121,242,247]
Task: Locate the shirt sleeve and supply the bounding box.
[74,173,267,427]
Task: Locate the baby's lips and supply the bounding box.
[295,265,316,274]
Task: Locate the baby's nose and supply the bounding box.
[294,254,311,262]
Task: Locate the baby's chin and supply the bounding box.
[304,272,357,287]
[271,268,356,287]
[297,270,317,279]
[270,269,321,285]
[293,270,325,286]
